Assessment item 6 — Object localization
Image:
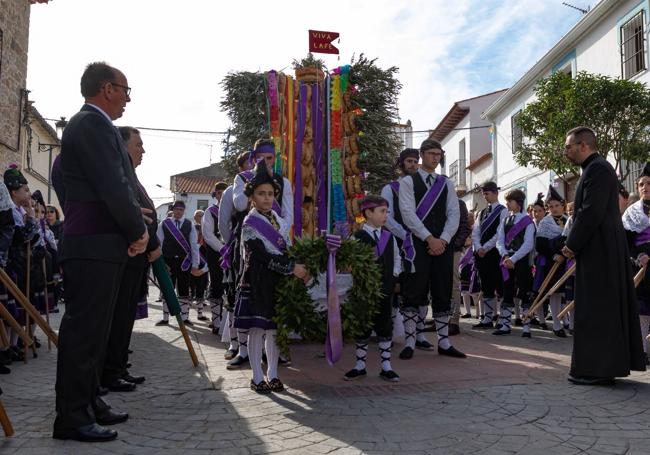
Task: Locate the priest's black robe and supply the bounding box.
[565,153,646,378]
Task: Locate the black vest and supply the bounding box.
[272,173,284,208]
[390,182,405,228]
[209,206,220,238]
[479,204,504,245]
[162,218,192,259]
[503,215,526,253]
[354,229,395,297]
[412,172,448,238]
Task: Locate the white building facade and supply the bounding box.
[483,0,649,204]
[431,90,506,213]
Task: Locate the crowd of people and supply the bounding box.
[0,62,647,443]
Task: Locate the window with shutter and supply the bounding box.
[621,11,646,79]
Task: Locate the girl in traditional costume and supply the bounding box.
[535,186,570,337]
[622,163,650,363]
[233,162,308,393]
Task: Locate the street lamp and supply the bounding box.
[38,117,67,204]
[54,117,67,139]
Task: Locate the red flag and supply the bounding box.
[309,30,340,55]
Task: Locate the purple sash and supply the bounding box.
[636,226,650,246]
[163,219,194,272]
[325,234,343,366]
[389,180,400,196]
[402,175,447,265]
[238,170,254,182]
[532,255,547,292]
[416,175,447,220]
[208,204,219,219]
[219,241,233,270]
[501,216,533,281]
[505,216,533,247]
[376,230,391,258]
[480,205,504,236]
[458,248,474,271]
[243,215,287,251]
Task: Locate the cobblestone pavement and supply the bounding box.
[2,296,650,454]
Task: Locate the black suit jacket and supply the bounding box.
[55,104,145,264]
[127,163,160,268]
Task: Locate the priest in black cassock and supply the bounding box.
[562,126,646,385]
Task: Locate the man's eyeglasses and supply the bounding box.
[110,82,131,97]
[564,141,582,150]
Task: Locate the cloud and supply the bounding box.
[26,0,582,201]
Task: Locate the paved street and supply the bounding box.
[2,295,650,455]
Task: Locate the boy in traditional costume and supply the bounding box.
[471,182,507,329]
[494,189,536,337]
[380,148,418,345]
[233,162,308,393]
[202,181,229,335]
[156,200,202,326]
[221,152,253,366]
[398,139,465,359]
[344,195,401,382]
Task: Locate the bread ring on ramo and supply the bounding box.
[350,154,361,174]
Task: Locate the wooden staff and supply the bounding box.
[41,258,52,351]
[562,266,646,326]
[0,302,31,346]
[0,320,9,348]
[0,398,14,437]
[634,265,647,288]
[526,262,577,321]
[24,243,32,362]
[557,300,574,320]
[524,258,565,320]
[0,268,58,346]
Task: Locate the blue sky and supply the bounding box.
[27,0,589,203]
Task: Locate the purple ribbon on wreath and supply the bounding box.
[325,233,343,366]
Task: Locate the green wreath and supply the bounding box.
[273,236,383,353]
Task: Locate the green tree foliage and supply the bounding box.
[219,71,267,176]
[218,54,403,192]
[515,71,650,179]
[350,54,403,193]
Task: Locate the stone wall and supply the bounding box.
[0,0,30,169]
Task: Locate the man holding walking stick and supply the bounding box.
[561,126,645,385]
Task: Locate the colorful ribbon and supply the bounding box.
[325,234,343,366]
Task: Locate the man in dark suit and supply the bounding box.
[562,126,646,385]
[52,62,148,442]
[101,127,160,392]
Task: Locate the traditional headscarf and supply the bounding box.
[31,190,45,207]
[533,192,545,209]
[244,160,279,198]
[3,164,27,191]
[545,185,564,204]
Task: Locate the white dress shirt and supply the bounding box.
[398,168,460,243]
[233,172,294,228]
[362,223,402,276]
[218,185,234,244]
[380,180,407,241]
[201,203,223,252]
[496,211,535,264]
[471,201,508,252]
[156,216,200,268]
